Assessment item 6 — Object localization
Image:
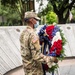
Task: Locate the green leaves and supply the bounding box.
[48,63,58,73]
[60,29,67,46]
[1,0,18,7]
[46,11,58,24]
[0,4,21,26]
[57,27,67,60]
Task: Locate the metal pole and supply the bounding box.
[52,71,54,75]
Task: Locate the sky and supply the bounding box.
[34,0,48,13]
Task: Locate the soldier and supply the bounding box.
[20,11,57,75]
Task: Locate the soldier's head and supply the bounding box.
[24,11,40,29]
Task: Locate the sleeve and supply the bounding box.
[29,32,55,67]
[29,32,45,62]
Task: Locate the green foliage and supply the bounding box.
[0,0,29,25]
[60,29,67,46]
[0,4,21,26]
[48,63,58,73]
[38,3,53,16]
[57,26,67,61]
[46,11,58,24]
[1,0,18,8]
[38,0,75,24]
[71,8,75,19]
[38,3,53,24]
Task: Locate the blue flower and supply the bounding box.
[52,26,60,37]
[48,53,56,56]
[38,25,47,36]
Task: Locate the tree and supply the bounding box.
[70,8,75,23]
[46,11,58,24]
[0,3,21,26]
[71,8,75,20]
[1,0,34,25]
[38,0,75,24]
[38,2,53,24]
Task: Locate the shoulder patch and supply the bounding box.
[32,36,38,43]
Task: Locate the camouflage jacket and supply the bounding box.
[20,26,44,75]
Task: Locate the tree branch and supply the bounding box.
[64,9,69,21]
[69,0,75,10]
[50,1,59,15]
[59,0,69,13]
[66,0,75,10]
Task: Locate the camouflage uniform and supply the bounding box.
[20,26,44,75]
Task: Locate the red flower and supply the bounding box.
[50,40,62,56]
[56,49,61,55]
[50,45,55,53]
[56,40,62,50]
[43,64,49,71]
[46,51,48,54]
[53,41,57,46]
[46,25,54,39]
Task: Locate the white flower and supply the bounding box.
[52,32,62,45]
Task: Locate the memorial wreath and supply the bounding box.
[38,24,66,73]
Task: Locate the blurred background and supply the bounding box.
[0,0,75,26]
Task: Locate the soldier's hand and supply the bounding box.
[52,57,58,63]
[43,56,58,63]
[48,57,58,63]
[40,54,58,63]
[43,56,50,63]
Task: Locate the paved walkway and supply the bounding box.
[4,66,24,75]
[4,58,75,75]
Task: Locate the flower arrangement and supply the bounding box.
[38,24,66,73]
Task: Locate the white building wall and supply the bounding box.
[0,24,75,74]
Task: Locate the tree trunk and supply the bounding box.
[21,5,26,25]
[20,13,25,25]
[22,18,25,25]
[58,17,66,24]
[57,9,69,24]
[57,14,67,24]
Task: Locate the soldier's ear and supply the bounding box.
[29,18,36,24]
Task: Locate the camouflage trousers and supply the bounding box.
[24,68,44,75]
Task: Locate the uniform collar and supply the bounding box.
[26,26,36,31]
